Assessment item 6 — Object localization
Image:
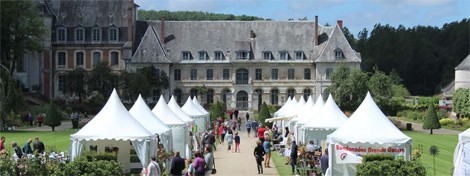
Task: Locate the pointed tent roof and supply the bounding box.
[152,96,186,126]
[304,94,348,130]
[192,97,209,115]
[274,97,292,117]
[459,127,470,143]
[279,97,298,118]
[305,95,315,108]
[168,95,195,123]
[327,92,411,144]
[129,95,171,135]
[295,94,325,124]
[71,89,153,141]
[182,97,206,116]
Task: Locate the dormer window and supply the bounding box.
[57,27,67,42]
[198,51,207,60]
[236,50,249,60]
[108,27,119,42]
[214,51,224,60]
[263,51,272,60]
[279,51,289,60]
[182,51,191,60]
[92,27,101,42]
[334,48,345,60]
[295,51,304,60]
[74,27,85,42]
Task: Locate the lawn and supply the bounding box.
[1,129,75,154]
[272,151,292,175]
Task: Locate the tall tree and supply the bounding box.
[325,64,368,111]
[453,88,470,117]
[0,65,25,131]
[423,105,441,134]
[119,71,151,102]
[0,0,46,73]
[44,102,62,131]
[88,62,114,97]
[342,27,357,50]
[65,68,88,102]
[257,102,271,126]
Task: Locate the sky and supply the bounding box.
[134,0,469,37]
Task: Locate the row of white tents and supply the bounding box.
[69,89,210,172]
[268,92,412,175]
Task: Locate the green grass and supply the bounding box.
[1,129,75,153]
[272,152,292,175]
[404,131,458,176]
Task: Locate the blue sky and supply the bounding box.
[135,0,469,37]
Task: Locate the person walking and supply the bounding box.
[22,138,33,155]
[290,141,299,175]
[253,140,265,174]
[28,113,33,126]
[37,113,43,127]
[191,151,206,176]
[321,148,329,176]
[170,151,185,176]
[234,109,239,119]
[263,137,272,168]
[237,117,242,131]
[33,137,45,154]
[258,126,265,143]
[246,113,250,121]
[147,156,161,176]
[204,146,214,176]
[246,120,252,137]
[219,125,225,144]
[252,121,259,137]
[234,132,240,152]
[225,129,233,152]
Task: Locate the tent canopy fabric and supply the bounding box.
[277,97,298,118]
[459,127,470,143]
[152,97,186,126]
[71,89,154,141]
[303,94,348,130]
[182,97,206,116]
[129,95,171,135]
[192,97,209,115]
[327,92,411,144]
[274,97,292,117]
[454,128,470,176]
[295,94,325,124]
[168,95,195,124]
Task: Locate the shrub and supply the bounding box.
[58,156,124,175]
[357,160,426,176]
[409,111,422,121]
[210,101,225,121]
[0,154,17,175]
[388,118,403,129]
[439,118,454,126]
[362,154,393,162]
[84,152,117,161]
[436,109,448,119]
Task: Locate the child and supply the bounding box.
[226,129,233,152]
[234,132,240,153]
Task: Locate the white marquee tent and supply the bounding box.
[182,97,208,132]
[326,92,412,176]
[293,94,324,141]
[152,97,190,158]
[168,96,195,125]
[303,94,348,144]
[192,97,210,130]
[454,127,470,175]
[274,97,293,118]
[70,89,155,172]
[129,95,172,150]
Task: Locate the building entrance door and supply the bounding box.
[236,91,248,110]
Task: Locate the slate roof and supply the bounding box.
[131,26,170,63]
[315,25,361,63]
[455,54,470,70]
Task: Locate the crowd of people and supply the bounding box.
[0,136,46,160]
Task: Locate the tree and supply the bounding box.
[257,102,271,126]
[429,145,439,176]
[0,65,25,131]
[453,88,470,118]
[210,101,225,121]
[119,71,151,102]
[44,102,62,131]
[0,0,46,74]
[65,68,88,102]
[325,64,368,111]
[423,105,441,134]
[88,62,114,97]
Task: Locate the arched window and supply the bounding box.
[207,89,214,104]
[174,89,182,104]
[190,89,198,99]
[92,51,101,67]
[287,89,295,100]
[75,51,85,68]
[236,69,249,84]
[236,91,248,110]
[271,89,279,105]
[303,89,311,101]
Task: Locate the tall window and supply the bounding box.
[222,69,230,80]
[110,51,119,66]
[287,89,295,99]
[109,27,118,41]
[214,51,224,60]
[207,89,214,104]
[271,89,279,105]
[92,52,101,66]
[326,68,333,79]
[334,48,345,60]
[236,51,249,60]
[57,27,66,42]
[174,69,181,81]
[75,27,84,42]
[199,51,207,60]
[255,68,262,80]
[288,68,295,80]
[271,68,278,80]
[190,89,198,99]
[75,51,84,67]
[92,27,101,42]
[222,89,230,103]
[295,51,303,60]
[236,69,249,84]
[174,89,182,104]
[304,68,311,80]
[263,51,271,60]
[182,52,191,60]
[190,69,197,80]
[280,51,288,60]
[206,69,213,80]
[152,89,161,102]
[303,89,311,101]
[58,75,66,93]
[57,52,66,68]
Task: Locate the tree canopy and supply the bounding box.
[138,10,265,21]
[423,105,441,134]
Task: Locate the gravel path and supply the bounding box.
[397,119,460,135]
[16,121,73,132]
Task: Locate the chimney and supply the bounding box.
[160,17,165,45]
[250,30,256,59]
[314,15,318,46]
[250,30,255,38]
[337,20,343,29]
[127,0,134,42]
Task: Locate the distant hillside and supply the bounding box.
[138,10,266,21]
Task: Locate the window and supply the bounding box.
[57,27,66,42]
[255,68,262,80]
[334,48,345,60]
[155,68,161,78]
[109,27,118,41]
[326,68,333,79]
[206,69,213,80]
[214,51,224,60]
[280,51,288,60]
[271,68,278,80]
[263,51,271,60]
[303,89,311,101]
[199,51,207,60]
[190,89,198,99]
[190,69,197,80]
[152,89,161,102]
[174,89,182,104]
[271,89,279,105]
[287,89,295,99]
[92,27,101,42]
[75,51,84,67]
[236,69,249,84]
[92,52,101,66]
[207,89,214,104]
[174,69,181,81]
[295,51,303,60]
[57,52,66,68]
[288,68,295,80]
[182,52,191,60]
[236,51,249,60]
[304,68,311,80]
[110,51,119,66]
[58,75,66,93]
[222,89,230,103]
[75,27,84,42]
[223,69,230,80]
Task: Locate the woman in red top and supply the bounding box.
[258,126,265,143]
[219,125,225,144]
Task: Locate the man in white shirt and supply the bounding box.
[147,156,161,176]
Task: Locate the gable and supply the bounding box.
[131,26,169,63]
[315,25,361,63]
